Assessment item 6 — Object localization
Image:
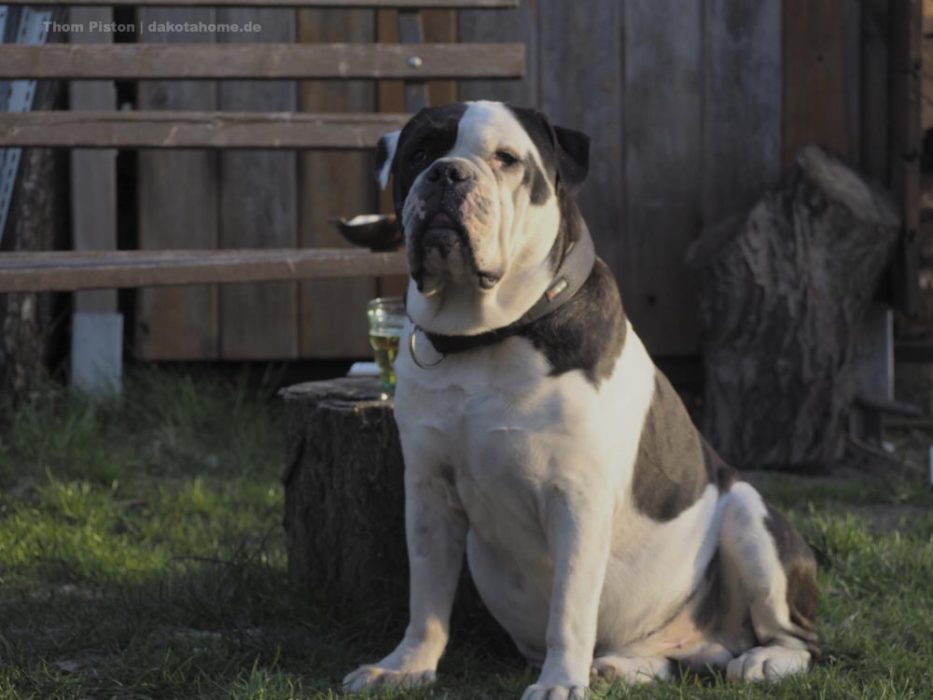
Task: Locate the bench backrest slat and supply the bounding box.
[0,43,524,80]
[1,0,518,7]
[0,249,409,293]
[0,111,410,148]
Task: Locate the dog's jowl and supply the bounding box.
[344,101,818,699]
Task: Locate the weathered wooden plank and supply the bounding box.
[620,0,702,357]
[923,38,933,130]
[862,0,890,180]
[0,249,409,293]
[376,10,461,124]
[398,11,429,112]
[459,0,538,106]
[843,0,862,161]
[783,0,852,164]
[702,0,782,224]
[218,8,298,360]
[68,6,117,315]
[3,0,518,6]
[69,6,122,395]
[889,0,922,315]
[298,8,377,359]
[537,0,626,333]
[0,43,524,80]
[420,9,460,106]
[135,7,218,360]
[0,111,410,148]
[377,9,406,223]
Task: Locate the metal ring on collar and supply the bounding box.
[408,326,445,369]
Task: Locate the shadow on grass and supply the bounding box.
[0,551,533,699]
[1,368,932,699]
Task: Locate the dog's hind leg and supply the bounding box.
[716,482,818,682]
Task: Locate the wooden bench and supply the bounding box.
[0,0,524,294]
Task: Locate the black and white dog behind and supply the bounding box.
[344,101,818,699]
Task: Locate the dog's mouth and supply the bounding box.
[410,211,500,293]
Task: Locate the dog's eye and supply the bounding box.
[495,151,519,167]
[410,149,427,165]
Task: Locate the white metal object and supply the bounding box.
[0,6,52,244]
[70,312,123,397]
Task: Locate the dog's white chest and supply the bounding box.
[395,332,608,548]
[394,326,647,567]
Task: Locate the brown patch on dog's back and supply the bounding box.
[765,505,820,657]
[631,373,735,522]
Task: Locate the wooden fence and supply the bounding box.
[472,0,910,358]
[4,0,911,361]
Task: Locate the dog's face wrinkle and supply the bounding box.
[407,183,488,290]
[521,151,552,206]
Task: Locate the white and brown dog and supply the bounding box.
[344,101,818,699]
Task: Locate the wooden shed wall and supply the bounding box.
[135,0,876,360]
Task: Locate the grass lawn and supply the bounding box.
[0,368,931,699]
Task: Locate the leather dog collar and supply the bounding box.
[409,225,596,363]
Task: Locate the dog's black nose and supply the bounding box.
[426,160,473,185]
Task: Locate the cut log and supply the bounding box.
[281,376,510,645]
[692,146,901,469]
[281,377,406,613]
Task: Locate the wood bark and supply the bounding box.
[281,377,510,646]
[282,378,407,613]
[694,146,900,469]
[0,81,68,407]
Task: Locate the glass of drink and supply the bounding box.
[366,296,406,393]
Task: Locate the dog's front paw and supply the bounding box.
[521,683,588,700]
[342,665,436,694]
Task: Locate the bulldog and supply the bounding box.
[344,101,818,699]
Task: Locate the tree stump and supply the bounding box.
[692,146,900,469]
[281,377,407,614]
[281,376,509,647]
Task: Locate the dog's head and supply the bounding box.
[376,101,590,336]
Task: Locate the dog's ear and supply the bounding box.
[374,130,401,190]
[505,105,590,196]
[553,125,590,194]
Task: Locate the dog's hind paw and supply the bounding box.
[521,683,588,700]
[342,665,436,694]
[725,646,811,682]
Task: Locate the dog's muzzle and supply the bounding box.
[408,160,500,291]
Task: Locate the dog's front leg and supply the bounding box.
[524,484,612,700]
[343,452,467,693]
